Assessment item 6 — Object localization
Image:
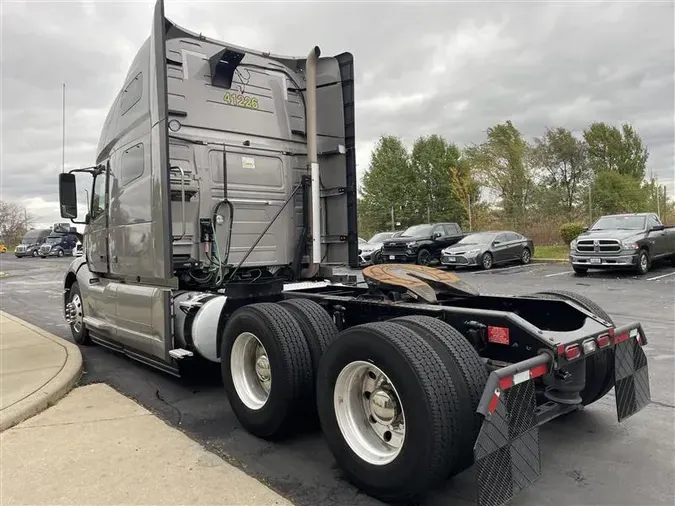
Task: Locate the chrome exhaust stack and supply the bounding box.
[306,46,322,270]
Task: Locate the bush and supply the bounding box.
[560,222,586,244]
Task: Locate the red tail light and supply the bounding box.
[597,334,611,348]
[565,344,581,361]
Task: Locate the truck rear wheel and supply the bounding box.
[221,303,313,439]
[391,315,488,475]
[530,290,615,405]
[316,321,463,503]
[278,298,338,374]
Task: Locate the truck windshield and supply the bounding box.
[45,236,62,244]
[401,225,433,237]
[591,216,645,231]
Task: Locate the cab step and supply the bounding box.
[169,348,194,359]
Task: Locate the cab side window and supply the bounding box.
[648,215,661,229]
[432,225,444,237]
[90,170,107,220]
[121,143,144,186]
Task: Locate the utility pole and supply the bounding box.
[391,205,395,232]
[62,82,66,173]
[588,185,592,225]
[467,193,472,232]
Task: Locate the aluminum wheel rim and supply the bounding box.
[334,361,406,466]
[71,294,83,334]
[484,254,492,268]
[640,254,648,270]
[522,249,530,262]
[230,332,271,410]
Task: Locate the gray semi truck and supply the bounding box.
[57,1,651,504]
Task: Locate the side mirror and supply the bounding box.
[493,240,501,245]
[58,173,78,219]
[650,224,665,232]
[433,232,442,239]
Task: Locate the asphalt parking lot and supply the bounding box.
[0,254,673,506]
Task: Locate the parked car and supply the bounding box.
[569,212,675,275]
[358,231,400,266]
[380,222,464,265]
[14,228,52,258]
[440,230,534,270]
[0,244,6,253]
[75,240,83,257]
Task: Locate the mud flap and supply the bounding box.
[473,380,541,506]
[614,333,650,422]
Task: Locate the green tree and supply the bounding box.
[463,120,533,227]
[531,127,591,218]
[591,171,651,215]
[410,135,468,223]
[583,122,648,179]
[358,135,419,236]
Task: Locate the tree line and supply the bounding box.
[357,121,672,243]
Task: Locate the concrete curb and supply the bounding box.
[532,258,569,264]
[0,311,83,432]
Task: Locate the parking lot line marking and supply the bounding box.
[545,271,572,278]
[647,271,675,281]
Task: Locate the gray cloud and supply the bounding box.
[1,0,673,227]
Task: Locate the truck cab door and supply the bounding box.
[647,214,666,257]
[87,164,110,273]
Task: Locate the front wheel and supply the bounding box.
[371,251,383,265]
[32,250,38,257]
[480,252,493,270]
[573,266,588,276]
[57,249,64,257]
[635,249,650,275]
[416,249,431,266]
[67,282,91,345]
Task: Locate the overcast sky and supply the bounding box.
[1,0,673,228]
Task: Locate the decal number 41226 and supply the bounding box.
[224,92,259,109]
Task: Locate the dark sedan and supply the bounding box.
[440,231,534,270]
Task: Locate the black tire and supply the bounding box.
[371,250,382,265]
[529,290,615,405]
[32,250,38,257]
[68,282,91,345]
[316,321,463,503]
[635,248,650,275]
[416,248,431,266]
[573,266,588,276]
[57,249,64,257]
[221,303,313,439]
[520,247,532,264]
[391,315,489,475]
[480,251,493,270]
[277,298,338,374]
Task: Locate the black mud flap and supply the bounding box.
[614,331,650,422]
[473,380,541,506]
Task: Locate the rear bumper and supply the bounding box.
[570,252,638,268]
[473,321,649,506]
